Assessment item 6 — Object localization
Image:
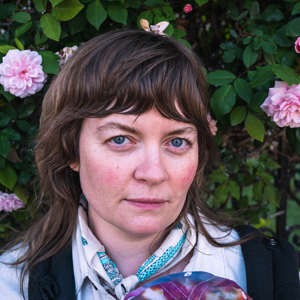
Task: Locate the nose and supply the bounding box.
[134,148,168,185]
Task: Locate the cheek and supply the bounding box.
[176,164,198,189]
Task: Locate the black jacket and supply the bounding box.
[29,225,300,300]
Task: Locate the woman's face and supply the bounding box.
[72,108,198,240]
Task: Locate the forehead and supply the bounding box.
[82,108,198,136]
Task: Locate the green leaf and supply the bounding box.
[39,51,60,74]
[238,11,248,21]
[249,1,259,19]
[258,172,274,184]
[222,49,235,63]
[18,103,35,118]
[272,65,300,86]
[253,180,264,200]
[229,180,240,200]
[86,0,107,30]
[144,0,159,6]
[33,0,47,12]
[52,0,84,21]
[12,12,31,23]
[206,70,236,86]
[211,85,236,120]
[50,0,64,6]
[230,29,238,39]
[15,22,32,38]
[220,42,235,50]
[264,10,283,22]
[286,18,300,37]
[172,28,186,39]
[40,14,61,41]
[273,32,291,47]
[263,185,280,207]
[70,12,87,35]
[0,4,17,19]
[227,1,239,20]
[13,184,28,204]
[209,168,228,183]
[252,37,261,50]
[176,38,191,49]
[195,0,209,6]
[108,2,127,25]
[164,24,174,37]
[2,129,21,141]
[15,38,24,50]
[34,32,48,46]
[137,10,153,27]
[0,155,4,169]
[163,6,174,18]
[16,120,31,132]
[0,45,17,54]
[214,184,229,206]
[0,113,11,127]
[18,169,32,185]
[0,163,17,190]
[6,103,17,120]
[0,135,11,157]
[243,36,252,45]
[243,44,258,67]
[281,51,294,67]
[264,161,281,170]
[261,39,277,54]
[245,114,265,142]
[128,0,141,9]
[230,106,246,125]
[248,91,266,113]
[250,66,274,88]
[292,2,300,15]
[234,78,252,103]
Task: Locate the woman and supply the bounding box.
[0,30,299,300]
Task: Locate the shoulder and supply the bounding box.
[0,246,28,300]
[235,225,300,299]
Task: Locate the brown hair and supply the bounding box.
[3,30,244,295]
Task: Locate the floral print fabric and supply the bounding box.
[124,271,252,300]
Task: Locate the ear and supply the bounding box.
[69,162,79,172]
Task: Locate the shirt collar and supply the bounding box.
[72,205,115,295]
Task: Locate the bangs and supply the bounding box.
[55,30,208,129]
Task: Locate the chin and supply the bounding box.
[120,219,173,239]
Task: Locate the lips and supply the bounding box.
[124,198,166,209]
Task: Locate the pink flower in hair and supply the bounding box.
[0,49,47,98]
[55,46,78,70]
[295,37,300,54]
[0,192,24,212]
[260,81,300,128]
[184,4,192,13]
[207,113,218,135]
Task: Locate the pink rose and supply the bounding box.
[55,46,78,70]
[0,192,24,212]
[260,81,300,128]
[295,37,300,53]
[0,49,47,98]
[184,4,192,13]
[207,113,218,135]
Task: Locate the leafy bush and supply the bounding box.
[0,0,300,247]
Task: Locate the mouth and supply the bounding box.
[124,198,166,210]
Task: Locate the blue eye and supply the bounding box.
[171,138,183,147]
[113,136,126,144]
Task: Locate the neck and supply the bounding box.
[89,221,166,278]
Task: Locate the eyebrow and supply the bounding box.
[95,121,197,136]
